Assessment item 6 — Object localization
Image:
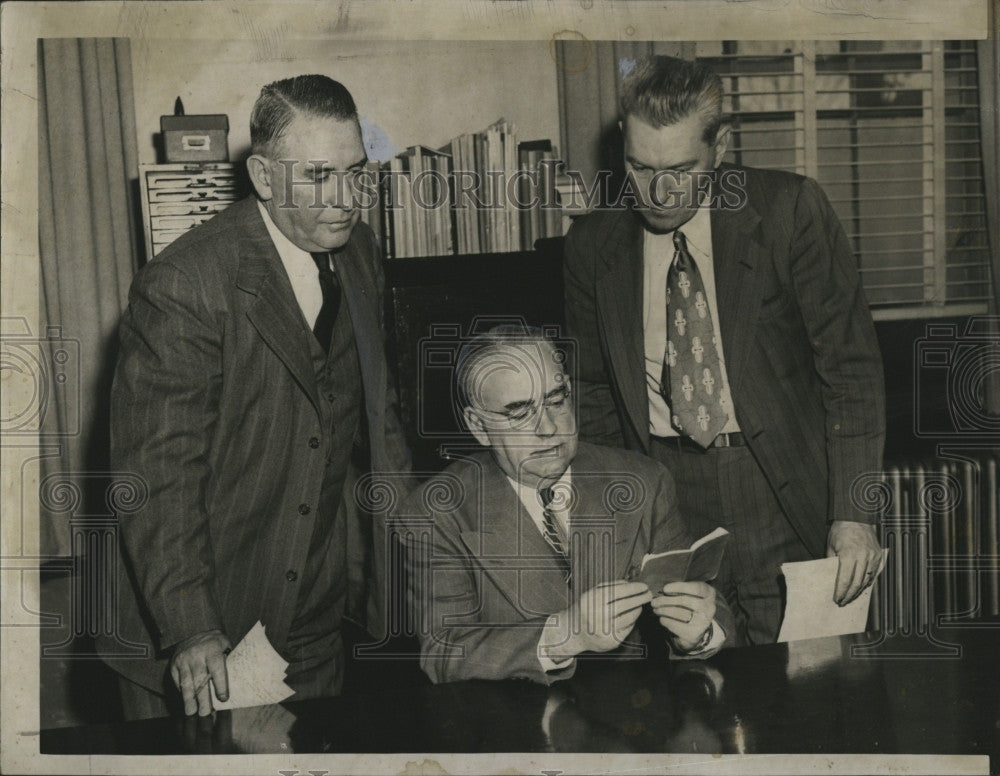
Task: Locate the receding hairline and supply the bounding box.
[457,336,562,409]
[261,107,362,160]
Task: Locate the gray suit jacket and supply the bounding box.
[401,441,736,684]
[101,197,411,692]
[564,165,886,557]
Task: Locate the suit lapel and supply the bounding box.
[457,448,646,615]
[594,211,649,449]
[236,200,321,417]
[711,171,765,395]
[332,236,385,462]
[569,443,644,593]
[459,461,571,617]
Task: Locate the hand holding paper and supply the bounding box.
[210,622,295,711]
[777,549,888,643]
[169,628,232,716]
[827,520,884,605]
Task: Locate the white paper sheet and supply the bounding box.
[211,621,295,710]
[777,551,887,643]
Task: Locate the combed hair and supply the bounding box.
[456,324,553,410]
[250,74,358,157]
[619,56,724,144]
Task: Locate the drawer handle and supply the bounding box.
[182,135,211,151]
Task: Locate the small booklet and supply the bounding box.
[638,527,731,593]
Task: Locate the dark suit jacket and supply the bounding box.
[101,197,411,692]
[401,441,736,685]
[563,165,885,558]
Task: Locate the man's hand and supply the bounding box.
[651,581,716,652]
[827,520,883,606]
[549,580,652,657]
[169,629,232,716]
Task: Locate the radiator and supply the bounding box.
[871,453,1000,635]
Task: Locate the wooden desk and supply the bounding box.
[41,628,1000,766]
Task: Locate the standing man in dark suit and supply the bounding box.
[101,75,410,718]
[563,56,885,645]
[403,328,736,684]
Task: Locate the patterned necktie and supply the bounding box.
[660,230,729,448]
[310,252,341,352]
[539,487,571,584]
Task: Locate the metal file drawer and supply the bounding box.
[139,162,242,261]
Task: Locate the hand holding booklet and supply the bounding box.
[638,526,731,593]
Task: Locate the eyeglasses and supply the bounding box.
[475,385,573,428]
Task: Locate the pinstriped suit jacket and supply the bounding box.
[101,197,411,692]
[402,442,736,685]
[564,164,885,558]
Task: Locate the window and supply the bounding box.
[695,41,992,320]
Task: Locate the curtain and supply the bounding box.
[38,38,141,556]
[977,40,999,311]
[975,40,999,414]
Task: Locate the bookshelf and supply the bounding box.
[366,119,566,260]
[137,119,568,264]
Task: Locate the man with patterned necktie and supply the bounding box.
[402,327,736,684]
[103,75,410,718]
[564,56,886,645]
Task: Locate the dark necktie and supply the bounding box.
[539,486,571,584]
[660,230,729,448]
[310,252,341,352]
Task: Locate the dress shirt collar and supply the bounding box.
[660,190,712,259]
[256,199,329,274]
[507,467,573,521]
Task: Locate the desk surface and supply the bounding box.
[41,629,1000,761]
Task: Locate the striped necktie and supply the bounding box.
[539,486,571,584]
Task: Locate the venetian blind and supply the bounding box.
[695,40,992,320]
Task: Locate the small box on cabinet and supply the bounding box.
[160,114,229,162]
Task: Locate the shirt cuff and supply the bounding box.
[669,619,726,660]
[538,614,577,672]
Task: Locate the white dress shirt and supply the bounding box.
[257,200,329,329]
[508,469,572,541]
[642,199,740,437]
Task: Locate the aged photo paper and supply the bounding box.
[1,1,995,774]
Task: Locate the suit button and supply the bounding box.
[298,503,311,515]
[309,437,320,449]
[326,392,335,402]
[285,570,298,582]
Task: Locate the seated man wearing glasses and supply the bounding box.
[401,325,736,684]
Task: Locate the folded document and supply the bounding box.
[211,621,295,710]
[777,551,887,643]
